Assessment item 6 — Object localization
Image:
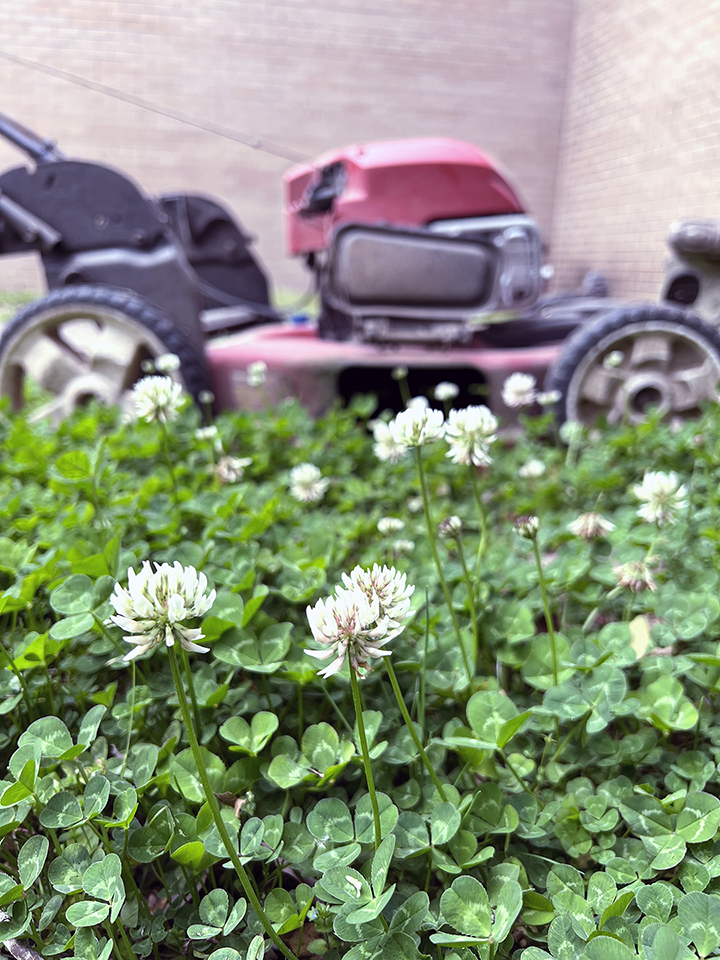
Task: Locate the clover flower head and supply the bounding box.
[391,365,409,381]
[341,563,415,630]
[434,381,460,402]
[537,389,562,407]
[407,396,430,411]
[633,471,687,526]
[154,353,181,374]
[195,425,219,442]
[216,455,252,484]
[371,420,409,463]
[514,515,539,540]
[198,390,215,406]
[307,565,415,677]
[603,350,624,369]
[518,459,546,479]
[439,515,463,539]
[289,463,330,502]
[389,406,445,447]
[568,512,616,540]
[407,496,423,513]
[132,376,184,423]
[377,517,405,535]
[436,482,451,497]
[502,372,537,407]
[444,405,498,466]
[559,420,584,445]
[108,561,216,661]
[247,360,267,387]
[392,538,415,555]
[613,559,656,593]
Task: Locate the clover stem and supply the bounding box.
[181,647,203,734]
[158,419,181,512]
[530,538,558,686]
[349,667,382,850]
[455,536,480,670]
[166,646,299,960]
[414,447,473,685]
[384,659,448,801]
[469,465,488,581]
[120,662,136,777]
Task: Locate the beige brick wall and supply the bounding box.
[551,0,720,301]
[0,0,573,302]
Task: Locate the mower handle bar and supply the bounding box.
[0,110,65,163]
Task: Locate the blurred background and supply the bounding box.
[0,0,717,304]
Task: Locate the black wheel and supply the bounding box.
[545,304,720,426]
[0,284,212,421]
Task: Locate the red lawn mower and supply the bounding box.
[0,110,718,425]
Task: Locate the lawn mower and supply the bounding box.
[0,109,719,425]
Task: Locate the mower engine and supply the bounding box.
[284,138,544,344]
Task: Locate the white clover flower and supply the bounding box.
[108,561,216,661]
[377,517,405,535]
[154,353,181,374]
[439,515,463,539]
[502,372,538,408]
[247,360,267,387]
[216,455,252,484]
[537,389,562,407]
[633,471,687,526]
[132,376,184,423]
[195,425,219,442]
[306,565,415,678]
[407,496,423,513]
[141,359,156,374]
[603,350,624,369]
[289,463,330,502]
[568,512,616,540]
[559,420,584,445]
[514,515,539,540]
[518,459,546,479]
[434,382,460,402]
[392,538,415,555]
[391,365,409,381]
[389,406,445,447]
[436,482,451,497]
[613,559,656,593]
[340,564,415,631]
[198,390,215,406]
[371,420,409,463]
[444,405,498,467]
[406,396,430,411]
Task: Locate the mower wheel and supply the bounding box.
[545,304,720,426]
[0,284,212,422]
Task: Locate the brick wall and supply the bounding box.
[551,0,720,301]
[0,0,574,300]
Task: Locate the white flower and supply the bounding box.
[154,353,181,374]
[108,561,216,661]
[514,515,539,540]
[216,455,252,484]
[603,350,624,369]
[436,482,451,497]
[407,496,423,513]
[518,459,546,479]
[306,566,415,678]
[568,512,616,540]
[392,538,415,555]
[537,389,562,407]
[439,516,463,539]
[247,360,267,387]
[377,517,405,535]
[406,396,429,411]
[371,420,409,463]
[198,390,215,406]
[559,420,584,445]
[633,471,687,526]
[389,406,445,448]
[502,372,537,408]
[613,559,656,593]
[132,376,184,423]
[444,405,498,467]
[289,463,330,502]
[341,564,415,631]
[391,365,409,381]
[195,425,219,442]
[434,381,460,402]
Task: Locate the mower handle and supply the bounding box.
[0,110,65,163]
